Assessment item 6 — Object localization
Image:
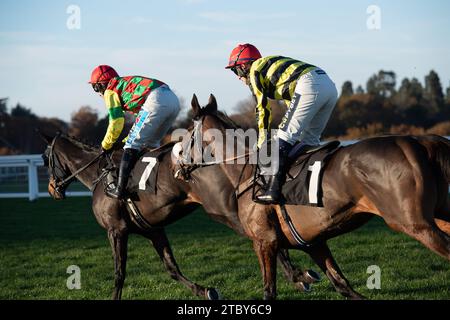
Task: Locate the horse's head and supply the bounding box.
[39,132,79,200]
[187,93,240,159]
[172,94,250,181]
[191,93,227,158]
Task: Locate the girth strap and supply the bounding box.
[126,198,153,231]
[279,204,313,249]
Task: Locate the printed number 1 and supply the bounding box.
[308,161,321,204]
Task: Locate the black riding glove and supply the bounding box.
[101,147,113,154]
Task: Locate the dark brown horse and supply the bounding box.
[176,94,450,300]
[40,132,319,299]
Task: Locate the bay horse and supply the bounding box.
[40,132,320,299]
[175,94,450,300]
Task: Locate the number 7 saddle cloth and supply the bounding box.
[104,143,175,197]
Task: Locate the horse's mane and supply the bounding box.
[214,110,240,130]
[60,133,99,152]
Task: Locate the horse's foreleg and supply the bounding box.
[145,228,220,300]
[253,239,278,300]
[307,242,364,300]
[277,249,321,292]
[107,228,128,300]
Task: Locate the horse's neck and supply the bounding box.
[218,162,255,189]
[63,147,100,190]
[218,143,254,187]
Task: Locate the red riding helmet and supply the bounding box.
[225,43,262,69]
[89,65,119,84]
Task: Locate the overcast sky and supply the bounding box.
[1,0,449,121]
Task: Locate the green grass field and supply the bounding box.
[0,197,449,300]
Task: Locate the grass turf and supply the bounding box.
[0,197,449,300]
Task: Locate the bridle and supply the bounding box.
[174,118,204,181]
[43,133,108,198]
[174,115,253,181]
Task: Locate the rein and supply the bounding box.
[47,133,108,194]
[175,151,252,181]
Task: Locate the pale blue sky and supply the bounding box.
[1,0,449,121]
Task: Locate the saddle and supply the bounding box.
[286,140,341,181]
[237,141,341,207]
[98,143,176,232]
[282,141,340,206]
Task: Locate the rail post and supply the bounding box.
[28,159,39,201]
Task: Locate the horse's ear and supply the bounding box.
[205,94,217,113]
[191,94,201,119]
[35,128,53,144]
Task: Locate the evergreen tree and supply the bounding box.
[10,103,37,119]
[396,78,411,107]
[366,76,376,95]
[410,78,424,101]
[341,81,354,97]
[366,70,396,97]
[445,83,450,102]
[355,85,364,94]
[424,70,444,112]
[394,77,428,125]
[396,78,425,107]
[0,98,7,116]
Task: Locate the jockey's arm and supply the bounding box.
[101,89,125,150]
[250,71,271,149]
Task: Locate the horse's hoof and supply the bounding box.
[301,282,312,293]
[295,281,311,293]
[206,288,221,300]
[305,269,321,283]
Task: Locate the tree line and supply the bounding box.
[0,69,449,155]
[326,70,450,139]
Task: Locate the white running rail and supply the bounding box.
[0,154,91,201]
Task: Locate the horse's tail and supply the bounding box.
[417,134,450,184]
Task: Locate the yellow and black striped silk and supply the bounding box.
[249,55,315,147]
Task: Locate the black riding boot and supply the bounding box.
[255,139,293,205]
[106,148,139,199]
